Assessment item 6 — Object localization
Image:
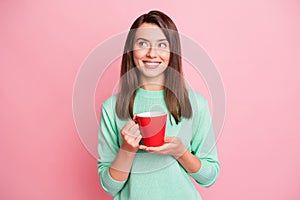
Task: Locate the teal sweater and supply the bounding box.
[98,88,220,200]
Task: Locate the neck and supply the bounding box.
[139,75,165,91]
[141,84,164,90]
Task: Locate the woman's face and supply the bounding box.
[133,23,170,83]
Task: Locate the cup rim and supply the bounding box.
[136,111,167,118]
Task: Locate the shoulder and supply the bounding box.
[187,89,208,110]
[101,94,118,111]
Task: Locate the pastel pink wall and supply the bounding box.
[1,0,299,199]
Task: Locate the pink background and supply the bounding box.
[1,0,300,199]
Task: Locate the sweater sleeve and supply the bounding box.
[189,97,220,187]
[97,100,126,196]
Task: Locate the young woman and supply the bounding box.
[98,10,220,199]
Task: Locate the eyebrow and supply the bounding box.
[135,37,168,42]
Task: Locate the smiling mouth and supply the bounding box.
[143,61,162,69]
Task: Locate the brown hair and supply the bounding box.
[116,10,192,124]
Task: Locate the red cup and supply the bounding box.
[134,111,167,147]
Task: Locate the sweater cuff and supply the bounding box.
[189,159,214,186]
[100,168,127,196]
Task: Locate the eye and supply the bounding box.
[137,41,149,48]
[158,42,168,48]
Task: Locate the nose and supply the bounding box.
[146,47,158,58]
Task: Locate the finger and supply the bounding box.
[139,145,148,150]
[139,145,156,152]
[134,133,142,142]
[121,129,128,137]
[121,126,130,135]
[133,129,141,137]
[123,134,135,145]
[126,129,140,140]
[130,132,142,147]
[128,124,139,134]
[133,114,137,122]
[144,146,165,152]
[121,121,136,135]
[123,134,129,141]
[126,136,135,145]
[164,136,174,143]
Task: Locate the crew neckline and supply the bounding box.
[136,87,164,98]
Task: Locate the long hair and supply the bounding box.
[116,10,192,124]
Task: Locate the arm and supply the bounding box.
[109,148,136,181]
[98,103,125,196]
[109,119,142,181]
[177,150,201,173]
[139,99,220,187]
[140,136,202,173]
[188,100,220,187]
[98,102,141,196]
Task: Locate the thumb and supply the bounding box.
[132,114,137,123]
[164,136,174,143]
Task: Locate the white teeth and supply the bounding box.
[144,62,160,66]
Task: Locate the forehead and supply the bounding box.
[134,23,167,41]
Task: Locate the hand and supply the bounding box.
[139,136,187,159]
[120,115,142,153]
